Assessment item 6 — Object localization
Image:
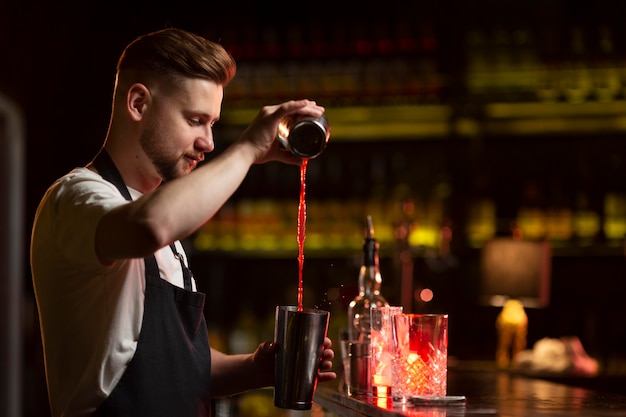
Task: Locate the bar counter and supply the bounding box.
[313,366,626,417]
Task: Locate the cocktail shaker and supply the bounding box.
[277,114,330,159]
[274,306,330,410]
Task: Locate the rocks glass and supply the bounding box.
[391,313,448,402]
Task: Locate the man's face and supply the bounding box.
[140,78,223,182]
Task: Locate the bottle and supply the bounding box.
[347,215,389,341]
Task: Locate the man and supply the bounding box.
[30,28,335,417]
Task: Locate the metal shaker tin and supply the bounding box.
[274,306,330,410]
[277,114,330,159]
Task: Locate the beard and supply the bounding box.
[139,121,182,183]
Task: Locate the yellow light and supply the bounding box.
[373,374,389,386]
[574,210,600,238]
[408,224,439,247]
[517,208,546,239]
[277,119,290,139]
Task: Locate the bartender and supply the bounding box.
[30,27,336,417]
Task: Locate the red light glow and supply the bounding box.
[420,288,434,302]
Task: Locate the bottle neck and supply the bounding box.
[358,238,382,296]
[349,235,387,341]
[363,237,378,266]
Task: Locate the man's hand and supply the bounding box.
[235,99,326,165]
[253,336,337,386]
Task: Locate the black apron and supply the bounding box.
[92,150,213,417]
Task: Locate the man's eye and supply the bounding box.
[189,118,202,126]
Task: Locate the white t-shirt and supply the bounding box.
[30,167,196,417]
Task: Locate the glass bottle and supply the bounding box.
[348,215,389,341]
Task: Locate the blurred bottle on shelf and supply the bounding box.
[516,180,547,240]
[347,216,389,341]
[573,190,601,246]
[561,26,592,103]
[466,198,496,248]
[590,25,620,103]
[603,192,626,245]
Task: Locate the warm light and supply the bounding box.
[574,210,600,241]
[375,395,391,409]
[408,223,439,247]
[546,208,573,241]
[516,207,547,239]
[604,193,626,242]
[373,374,385,385]
[277,119,290,139]
[466,199,496,247]
[420,288,434,302]
[496,299,528,368]
[498,299,527,325]
[373,385,391,398]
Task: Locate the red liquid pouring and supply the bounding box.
[297,159,308,312]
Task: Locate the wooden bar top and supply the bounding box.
[314,366,626,417]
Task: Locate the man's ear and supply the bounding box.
[127,83,150,121]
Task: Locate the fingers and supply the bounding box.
[320,357,334,371]
[259,341,277,354]
[318,371,337,382]
[319,346,337,382]
[317,342,338,382]
[323,337,333,349]
[267,99,325,123]
[240,99,327,165]
[318,354,338,383]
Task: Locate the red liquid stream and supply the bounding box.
[297,159,308,312]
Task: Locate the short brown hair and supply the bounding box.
[117,28,236,87]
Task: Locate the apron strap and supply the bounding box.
[92,149,192,291]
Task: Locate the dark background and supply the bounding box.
[4,1,626,416]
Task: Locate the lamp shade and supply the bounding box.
[479,238,551,308]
